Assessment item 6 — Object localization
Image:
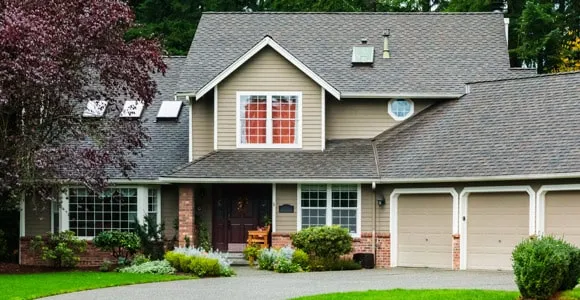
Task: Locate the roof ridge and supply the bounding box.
[466,70,580,85]
[166,151,218,175]
[203,11,502,15]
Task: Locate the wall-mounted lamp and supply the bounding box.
[376,194,386,207]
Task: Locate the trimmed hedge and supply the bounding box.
[512,236,580,300]
[291,226,352,261]
[165,248,234,277]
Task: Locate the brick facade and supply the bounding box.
[452,234,460,270]
[178,185,195,246]
[20,237,114,267]
[271,232,391,268]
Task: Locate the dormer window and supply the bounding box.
[82,100,108,118]
[236,92,302,148]
[120,100,144,118]
[388,98,414,121]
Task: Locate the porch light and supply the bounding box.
[376,194,386,207]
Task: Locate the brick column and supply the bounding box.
[178,185,195,247]
[452,234,460,270]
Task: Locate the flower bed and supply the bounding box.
[165,247,234,277]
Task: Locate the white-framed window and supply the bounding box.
[236,92,302,148]
[147,188,161,225]
[388,98,414,120]
[298,184,361,236]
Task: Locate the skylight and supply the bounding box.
[82,100,108,118]
[156,101,182,119]
[120,101,144,118]
[352,46,374,64]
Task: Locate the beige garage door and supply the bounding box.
[398,194,453,268]
[467,192,529,270]
[545,191,580,247]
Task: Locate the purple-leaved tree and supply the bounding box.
[0,0,166,209]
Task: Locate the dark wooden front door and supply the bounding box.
[213,184,271,252]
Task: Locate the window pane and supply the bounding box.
[302,209,326,229]
[68,187,138,237]
[147,188,158,223]
[301,184,327,229]
[272,95,297,144]
[240,95,267,144]
[332,209,357,234]
[330,185,358,234]
[390,99,412,118]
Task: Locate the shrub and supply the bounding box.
[257,248,278,271]
[165,247,234,277]
[308,257,362,271]
[134,215,165,260]
[512,236,573,300]
[0,229,6,260]
[257,246,302,273]
[93,231,141,263]
[274,256,302,273]
[119,260,176,275]
[131,254,151,266]
[243,244,260,266]
[291,226,352,261]
[30,231,87,268]
[292,249,309,270]
[99,259,113,272]
[560,243,580,291]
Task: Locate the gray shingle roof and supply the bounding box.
[165,139,378,180]
[107,57,190,179]
[179,12,520,96]
[375,72,580,180]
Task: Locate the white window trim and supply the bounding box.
[296,184,361,238]
[389,188,459,269]
[236,91,303,149]
[388,98,414,121]
[536,184,580,237]
[59,186,161,239]
[458,185,535,270]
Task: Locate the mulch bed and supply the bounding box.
[0,262,98,274]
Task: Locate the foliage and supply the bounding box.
[292,289,523,300]
[308,257,362,272]
[119,260,176,275]
[292,249,310,270]
[195,220,211,252]
[0,229,6,261]
[291,226,353,261]
[131,254,151,266]
[165,247,234,277]
[512,236,580,300]
[134,215,165,260]
[184,235,191,248]
[99,259,114,272]
[0,0,165,209]
[243,244,261,266]
[257,246,302,273]
[93,231,141,262]
[30,231,87,268]
[0,272,189,300]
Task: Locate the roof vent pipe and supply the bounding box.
[383,29,391,59]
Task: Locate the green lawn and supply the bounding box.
[293,289,580,300]
[0,271,192,300]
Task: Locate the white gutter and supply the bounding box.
[158,177,375,184]
[107,179,170,185]
[380,172,580,184]
[175,92,196,98]
[340,92,464,99]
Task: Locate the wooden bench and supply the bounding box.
[247,225,271,249]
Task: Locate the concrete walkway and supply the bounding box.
[42,267,517,300]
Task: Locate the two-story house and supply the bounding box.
[20,12,580,271]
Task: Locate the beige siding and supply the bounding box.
[376,185,392,233]
[218,47,322,150]
[161,186,179,240]
[467,192,529,270]
[326,98,434,139]
[360,184,375,232]
[192,94,214,159]
[25,196,51,236]
[398,194,453,268]
[545,191,580,247]
[275,184,297,233]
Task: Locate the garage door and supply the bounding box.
[545,191,580,247]
[466,193,529,270]
[398,194,453,268]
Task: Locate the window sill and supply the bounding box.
[236,144,302,149]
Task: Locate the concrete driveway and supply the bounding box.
[42,267,517,300]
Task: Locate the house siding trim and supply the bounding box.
[536,184,580,236]
[389,188,458,268]
[272,183,277,233]
[214,85,218,150]
[459,186,535,270]
[194,36,340,100]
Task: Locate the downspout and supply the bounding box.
[371,140,381,264]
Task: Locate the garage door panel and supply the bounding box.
[398,194,453,269]
[467,193,529,271]
[546,191,580,247]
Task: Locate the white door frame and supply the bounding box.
[389,188,459,268]
[536,184,580,236]
[459,186,535,270]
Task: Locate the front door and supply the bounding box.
[213,184,271,252]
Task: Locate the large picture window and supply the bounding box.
[237,92,301,148]
[299,184,361,235]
